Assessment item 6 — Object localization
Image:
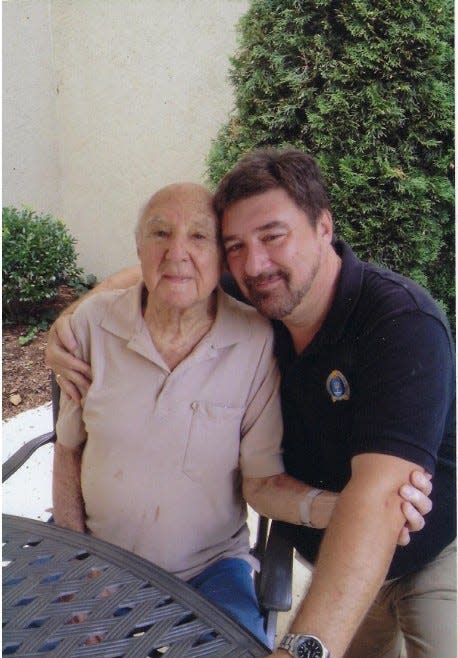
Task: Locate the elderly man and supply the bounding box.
[47,169,438,656]
[52,182,289,645]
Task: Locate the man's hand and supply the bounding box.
[310,471,432,545]
[310,470,431,545]
[45,316,91,404]
[397,470,432,546]
[45,265,141,403]
[243,466,432,545]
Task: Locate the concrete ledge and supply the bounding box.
[3,404,53,520]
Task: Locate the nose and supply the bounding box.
[165,235,189,261]
[243,244,270,277]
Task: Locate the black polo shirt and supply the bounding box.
[273,241,456,579]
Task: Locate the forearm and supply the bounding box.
[288,478,406,657]
[243,474,336,527]
[52,442,86,532]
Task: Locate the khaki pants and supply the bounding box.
[345,540,457,658]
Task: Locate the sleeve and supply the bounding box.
[55,308,92,450]
[55,395,88,450]
[239,324,285,478]
[351,311,455,474]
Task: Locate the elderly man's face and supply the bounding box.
[137,184,222,311]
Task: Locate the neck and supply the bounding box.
[284,248,341,354]
[143,289,217,369]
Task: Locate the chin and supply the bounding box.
[257,291,307,320]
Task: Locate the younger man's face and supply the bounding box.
[221,187,330,320]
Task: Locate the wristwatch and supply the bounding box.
[278,633,330,658]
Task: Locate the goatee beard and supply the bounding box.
[244,270,304,320]
[243,256,320,320]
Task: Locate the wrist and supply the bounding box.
[299,488,324,527]
[279,632,331,657]
[312,491,338,528]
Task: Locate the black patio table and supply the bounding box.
[2,514,270,657]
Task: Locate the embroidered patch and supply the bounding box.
[326,370,350,402]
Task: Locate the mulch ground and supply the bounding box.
[2,286,79,420]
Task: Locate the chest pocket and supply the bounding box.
[183,401,243,482]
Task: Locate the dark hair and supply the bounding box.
[213,147,331,227]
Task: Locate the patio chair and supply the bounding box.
[2,373,293,647]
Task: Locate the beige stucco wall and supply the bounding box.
[3,1,62,218]
[4,0,248,278]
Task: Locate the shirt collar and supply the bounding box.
[99,280,256,350]
[209,287,261,348]
[316,240,364,345]
[274,240,364,357]
[99,281,145,340]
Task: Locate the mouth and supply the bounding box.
[162,274,192,284]
[245,271,288,293]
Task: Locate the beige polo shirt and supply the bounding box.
[56,282,284,580]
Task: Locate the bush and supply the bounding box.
[3,206,83,321]
[207,0,455,326]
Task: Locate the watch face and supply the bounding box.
[297,637,323,658]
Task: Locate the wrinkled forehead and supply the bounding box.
[142,185,216,231]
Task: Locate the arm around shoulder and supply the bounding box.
[47,266,141,401]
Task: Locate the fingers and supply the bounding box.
[56,375,81,404]
[46,339,92,379]
[397,495,429,546]
[410,470,432,497]
[56,350,92,378]
[396,525,411,547]
[46,315,93,400]
[399,482,433,517]
[46,317,92,378]
[401,500,426,532]
[55,315,78,352]
[55,373,90,405]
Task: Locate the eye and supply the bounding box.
[224,242,243,254]
[262,233,283,243]
[192,232,207,240]
[152,229,169,238]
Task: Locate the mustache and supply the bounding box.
[243,270,289,288]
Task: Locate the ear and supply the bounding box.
[317,210,333,243]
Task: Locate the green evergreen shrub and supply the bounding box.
[3,207,83,321]
[207,0,454,325]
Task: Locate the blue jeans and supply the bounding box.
[188,557,270,647]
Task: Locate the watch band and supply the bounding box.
[278,633,297,655]
[299,487,323,527]
[279,632,330,657]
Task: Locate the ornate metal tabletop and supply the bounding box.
[2,514,269,657]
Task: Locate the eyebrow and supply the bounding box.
[144,216,215,233]
[222,220,288,244]
[144,216,166,228]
